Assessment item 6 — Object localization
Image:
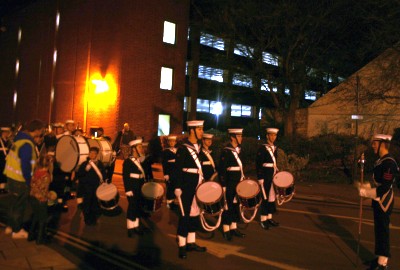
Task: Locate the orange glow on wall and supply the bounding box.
[88,73,117,108]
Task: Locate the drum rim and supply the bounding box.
[273,171,294,187]
[55,135,83,173]
[195,181,223,204]
[141,182,164,199]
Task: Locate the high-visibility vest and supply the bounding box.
[4,139,36,182]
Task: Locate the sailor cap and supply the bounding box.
[372,134,392,142]
[0,127,11,132]
[228,128,243,134]
[203,133,214,139]
[65,120,75,124]
[167,135,177,140]
[129,139,143,147]
[187,120,204,127]
[266,128,279,134]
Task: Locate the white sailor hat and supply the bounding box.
[167,135,177,140]
[187,120,204,127]
[228,128,243,134]
[129,138,143,147]
[203,133,214,139]
[266,128,279,134]
[52,122,64,128]
[372,134,392,142]
[0,127,11,132]
[65,120,75,124]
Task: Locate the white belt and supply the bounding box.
[182,168,199,174]
[168,159,176,163]
[227,166,241,171]
[129,173,144,179]
[262,163,274,168]
[202,161,212,165]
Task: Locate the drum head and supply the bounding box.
[96,183,118,201]
[141,182,164,199]
[236,179,260,198]
[87,138,112,164]
[273,171,294,188]
[56,135,89,172]
[196,182,223,203]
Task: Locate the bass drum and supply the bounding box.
[87,138,113,166]
[141,182,164,212]
[96,183,119,210]
[55,135,89,172]
[273,171,295,205]
[196,181,224,216]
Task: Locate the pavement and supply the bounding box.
[0,166,399,270]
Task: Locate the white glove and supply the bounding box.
[174,188,182,197]
[258,179,264,185]
[125,191,134,197]
[359,187,377,199]
[164,175,170,181]
[85,164,91,171]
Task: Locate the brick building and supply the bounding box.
[0,0,189,140]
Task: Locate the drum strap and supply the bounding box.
[0,139,7,156]
[202,149,216,171]
[184,145,204,182]
[130,157,146,178]
[231,150,244,180]
[89,160,104,183]
[265,145,278,175]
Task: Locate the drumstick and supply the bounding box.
[260,184,267,200]
[177,196,185,217]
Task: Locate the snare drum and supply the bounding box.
[196,181,224,216]
[236,179,261,209]
[141,182,164,212]
[273,171,295,204]
[96,183,119,210]
[56,135,89,172]
[87,138,113,166]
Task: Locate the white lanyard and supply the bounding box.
[202,149,216,171]
[131,157,145,177]
[265,145,277,175]
[0,139,7,156]
[89,160,103,183]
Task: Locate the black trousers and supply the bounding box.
[7,178,30,232]
[373,201,393,257]
[30,197,48,229]
[81,183,100,224]
[222,182,241,225]
[177,215,199,237]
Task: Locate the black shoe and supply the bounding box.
[260,221,269,230]
[223,231,232,241]
[179,246,187,259]
[267,219,279,227]
[186,243,207,252]
[231,229,245,238]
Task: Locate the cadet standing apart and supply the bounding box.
[162,135,178,209]
[359,134,398,270]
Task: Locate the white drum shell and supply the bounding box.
[55,135,89,172]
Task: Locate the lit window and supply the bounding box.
[285,87,290,95]
[305,90,317,100]
[231,104,253,117]
[158,114,171,136]
[234,44,254,58]
[232,73,253,88]
[163,21,176,44]
[183,96,189,111]
[160,67,173,90]
[200,32,224,50]
[262,52,278,66]
[261,79,277,92]
[197,99,210,112]
[198,65,223,82]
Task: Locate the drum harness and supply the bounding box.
[201,148,218,181]
[227,147,261,223]
[185,144,223,232]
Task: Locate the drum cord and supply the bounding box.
[199,211,223,232]
[239,203,260,224]
[275,187,295,206]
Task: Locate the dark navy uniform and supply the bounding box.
[199,147,217,181]
[162,147,177,202]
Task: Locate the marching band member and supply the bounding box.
[219,128,246,241]
[76,146,105,226]
[123,139,146,237]
[359,134,398,270]
[200,133,217,181]
[63,120,76,135]
[162,135,178,209]
[174,120,207,259]
[0,127,12,194]
[256,128,280,230]
[96,127,115,183]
